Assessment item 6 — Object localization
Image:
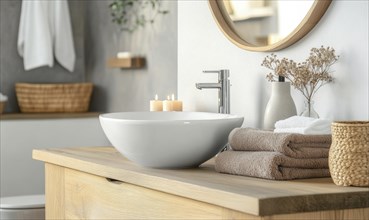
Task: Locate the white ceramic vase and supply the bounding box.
[263,82,297,130]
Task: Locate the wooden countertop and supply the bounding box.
[33,147,369,216]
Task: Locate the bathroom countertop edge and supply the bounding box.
[32,146,369,216]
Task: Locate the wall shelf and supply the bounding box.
[107,57,146,69]
[0,112,101,120]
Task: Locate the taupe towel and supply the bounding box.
[229,128,332,158]
[215,151,330,180]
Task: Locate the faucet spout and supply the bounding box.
[195,83,222,90]
[195,69,230,114]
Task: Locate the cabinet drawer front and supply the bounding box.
[64,168,241,219]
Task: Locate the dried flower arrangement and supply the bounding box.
[261,46,339,116]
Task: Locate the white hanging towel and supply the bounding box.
[17,0,76,72]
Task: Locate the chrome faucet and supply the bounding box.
[196,69,230,114]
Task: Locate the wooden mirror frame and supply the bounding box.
[208,0,332,52]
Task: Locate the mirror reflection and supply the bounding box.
[223,0,314,46]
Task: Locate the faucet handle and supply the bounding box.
[203,69,229,80]
[203,70,221,73]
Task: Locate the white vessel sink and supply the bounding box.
[99,112,243,169]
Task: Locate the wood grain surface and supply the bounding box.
[33,146,369,216]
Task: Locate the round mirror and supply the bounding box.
[209,0,332,52]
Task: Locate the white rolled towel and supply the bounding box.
[0,93,8,102]
[274,116,332,134]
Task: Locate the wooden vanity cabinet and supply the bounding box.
[47,164,247,219]
[35,147,369,220]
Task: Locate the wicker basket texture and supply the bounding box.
[329,121,369,186]
[0,101,5,114]
[15,83,93,113]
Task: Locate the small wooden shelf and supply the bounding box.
[107,57,146,69]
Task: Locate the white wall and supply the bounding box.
[178,0,369,128]
[0,118,110,197]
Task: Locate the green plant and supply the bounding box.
[109,0,169,33]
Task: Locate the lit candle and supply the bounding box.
[150,94,163,111]
[171,94,183,111]
[116,51,131,58]
[163,95,173,112]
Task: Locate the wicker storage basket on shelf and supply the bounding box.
[0,101,5,114]
[15,83,93,113]
[329,121,369,186]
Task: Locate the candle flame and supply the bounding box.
[172,93,175,100]
[167,95,170,100]
[155,94,158,100]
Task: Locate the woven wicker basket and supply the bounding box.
[0,101,5,114]
[15,83,93,113]
[329,121,369,186]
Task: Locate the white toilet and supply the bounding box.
[0,195,45,220]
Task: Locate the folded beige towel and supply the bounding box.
[229,128,332,158]
[215,151,330,180]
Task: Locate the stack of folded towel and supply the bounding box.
[215,127,332,180]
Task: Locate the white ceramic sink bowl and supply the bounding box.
[99,112,243,169]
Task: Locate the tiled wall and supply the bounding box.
[0,0,178,113]
[85,1,178,112]
[0,0,86,112]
